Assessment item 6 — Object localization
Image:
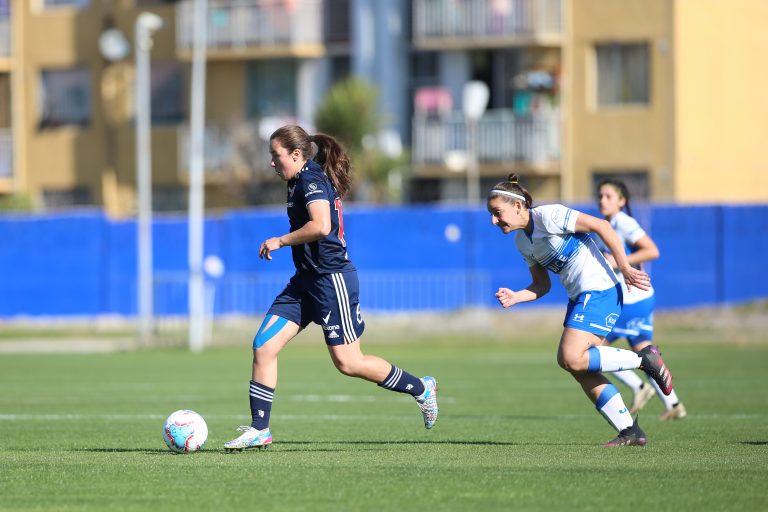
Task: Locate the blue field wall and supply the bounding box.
[0,205,766,317]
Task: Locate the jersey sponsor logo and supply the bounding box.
[323,324,340,331]
[305,189,323,197]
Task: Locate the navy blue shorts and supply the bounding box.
[267,270,365,346]
[563,283,623,336]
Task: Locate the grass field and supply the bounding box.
[1,318,767,511]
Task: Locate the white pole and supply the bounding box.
[188,0,208,353]
[135,12,163,346]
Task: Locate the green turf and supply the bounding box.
[1,330,767,511]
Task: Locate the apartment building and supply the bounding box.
[0,0,766,216]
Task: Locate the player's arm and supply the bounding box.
[574,212,650,291]
[626,235,659,266]
[259,201,331,260]
[496,264,551,308]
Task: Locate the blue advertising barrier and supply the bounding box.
[0,204,766,316]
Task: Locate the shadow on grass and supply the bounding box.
[67,439,584,454]
[739,441,768,446]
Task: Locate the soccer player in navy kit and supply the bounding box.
[488,174,673,446]
[597,179,687,420]
[224,125,438,451]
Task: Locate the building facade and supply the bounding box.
[0,0,766,216]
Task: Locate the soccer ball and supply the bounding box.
[162,410,208,453]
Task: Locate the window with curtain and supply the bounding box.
[595,43,650,106]
[150,61,186,124]
[246,60,297,119]
[39,67,91,129]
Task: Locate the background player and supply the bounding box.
[224,125,438,451]
[597,179,687,420]
[489,174,672,446]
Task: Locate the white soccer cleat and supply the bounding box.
[629,384,656,413]
[415,376,439,429]
[658,403,688,421]
[223,426,272,452]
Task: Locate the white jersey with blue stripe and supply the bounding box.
[514,204,618,300]
[608,211,654,304]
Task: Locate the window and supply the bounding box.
[150,61,185,124]
[39,68,91,128]
[40,0,90,8]
[246,60,296,119]
[595,43,649,106]
[42,187,91,209]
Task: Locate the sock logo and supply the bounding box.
[258,410,264,418]
[406,384,413,391]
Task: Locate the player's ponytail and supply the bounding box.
[488,173,533,208]
[597,179,632,217]
[269,125,352,198]
[310,133,352,198]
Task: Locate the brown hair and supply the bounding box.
[269,125,352,198]
[488,173,533,208]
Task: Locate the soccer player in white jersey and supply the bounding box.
[488,174,673,446]
[597,179,687,420]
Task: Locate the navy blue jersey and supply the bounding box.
[286,160,355,274]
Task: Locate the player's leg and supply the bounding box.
[630,344,686,420]
[320,271,438,429]
[627,298,683,413]
[327,341,438,429]
[224,314,300,452]
[558,328,646,446]
[605,307,655,412]
[225,277,305,451]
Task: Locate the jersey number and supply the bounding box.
[334,197,346,247]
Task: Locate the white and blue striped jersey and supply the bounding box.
[606,211,654,304]
[514,204,618,300]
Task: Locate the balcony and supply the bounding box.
[177,122,270,180]
[176,0,325,60]
[412,109,560,173]
[412,0,563,49]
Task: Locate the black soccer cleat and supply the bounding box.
[603,419,647,447]
[638,345,673,396]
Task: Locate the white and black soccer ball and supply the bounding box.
[162,409,208,453]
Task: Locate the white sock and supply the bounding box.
[596,383,634,431]
[647,377,680,410]
[612,370,644,393]
[587,346,642,373]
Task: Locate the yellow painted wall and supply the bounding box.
[674,0,768,202]
[566,0,674,202]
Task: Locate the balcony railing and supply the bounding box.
[413,0,563,46]
[0,18,10,58]
[176,0,323,53]
[0,128,12,178]
[412,109,560,166]
[177,122,270,177]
